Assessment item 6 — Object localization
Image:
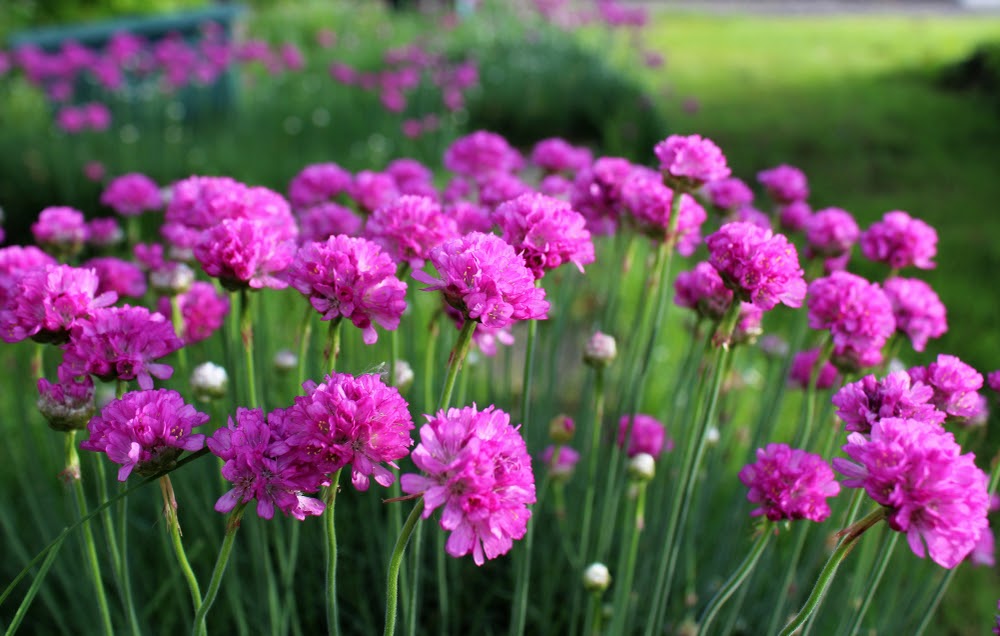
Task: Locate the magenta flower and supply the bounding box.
[287,235,407,344]
[705,177,754,212]
[386,158,436,197]
[401,404,536,565]
[1,265,117,344]
[100,173,162,216]
[860,210,937,270]
[807,272,895,372]
[882,277,947,352]
[350,170,400,213]
[706,221,807,311]
[208,407,325,520]
[617,414,673,458]
[570,157,634,235]
[81,389,207,481]
[32,206,88,258]
[654,134,731,189]
[542,445,581,480]
[739,444,840,522]
[85,257,147,299]
[297,202,363,243]
[989,371,1000,394]
[832,371,944,434]
[834,417,989,569]
[757,164,809,204]
[444,130,523,179]
[530,138,592,174]
[62,305,183,390]
[673,262,733,322]
[444,201,493,235]
[194,218,296,290]
[622,168,706,255]
[37,368,95,432]
[493,193,595,279]
[285,373,414,491]
[413,232,548,329]
[735,205,771,230]
[788,348,840,390]
[908,354,984,420]
[477,173,534,210]
[443,304,514,357]
[804,207,859,259]
[87,218,124,248]
[539,174,572,198]
[778,201,812,233]
[157,281,230,344]
[364,195,458,269]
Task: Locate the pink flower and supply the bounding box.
[882,277,947,352]
[365,195,458,269]
[32,206,88,257]
[617,414,672,458]
[908,354,984,420]
[350,170,400,213]
[100,173,162,216]
[443,304,514,357]
[413,232,548,329]
[988,371,1000,394]
[81,389,207,481]
[570,157,633,235]
[788,348,840,390]
[444,201,493,235]
[706,222,807,311]
[477,173,533,210]
[673,262,732,321]
[83,102,111,131]
[0,265,116,344]
[540,174,572,197]
[444,130,523,179]
[386,158,436,197]
[832,371,944,434]
[83,161,106,182]
[807,272,895,372]
[62,305,182,390]
[84,257,147,299]
[757,164,809,204]
[804,207,859,258]
[654,134,730,189]
[288,162,353,209]
[401,404,536,565]
[297,202,363,243]
[87,218,124,248]
[778,201,812,233]
[492,193,595,279]
[622,168,706,255]
[834,417,989,569]
[287,235,406,345]
[739,444,840,522]
[209,407,325,520]
[285,373,414,491]
[530,138,592,174]
[157,281,230,344]
[735,205,771,230]
[542,445,581,479]
[37,368,95,432]
[194,218,296,290]
[860,210,937,270]
[704,177,754,212]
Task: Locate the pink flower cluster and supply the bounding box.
[617,414,673,458]
[32,207,89,257]
[860,210,937,270]
[757,164,809,204]
[401,404,536,565]
[493,193,595,279]
[908,354,984,421]
[704,177,754,212]
[739,443,840,522]
[530,138,593,174]
[882,277,947,352]
[788,348,839,391]
[654,134,731,190]
[673,262,732,322]
[156,281,230,344]
[832,371,944,434]
[444,130,524,180]
[570,157,634,235]
[365,195,458,269]
[706,221,807,311]
[621,168,706,255]
[100,173,162,216]
[288,162,353,209]
[807,272,895,371]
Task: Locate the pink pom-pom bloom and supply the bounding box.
[37,368,95,432]
[32,206,88,258]
[757,164,809,204]
[1,265,117,344]
[283,373,414,491]
[834,417,989,569]
[988,371,1000,394]
[807,272,895,372]
[85,257,147,299]
[706,221,807,311]
[100,173,162,216]
[778,201,812,233]
[653,134,731,190]
[80,389,208,481]
[62,305,183,390]
[297,202,363,243]
[444,130,523,179]
[908,354,984,420]
[738,443,840,522]
[617,414,673,458]
[208,407,325,520]
[413,232,549,329]
[349,170,400,213]
[530,138,592,174]
[194,218,296,290]
[385,158,435,196]
[570,157,634,236]
[542,445,581,480]
[365,195,458,269]
[157,281,230,344]
[287,235,406,345]
[860,210,938,271]
[493,193,595,279]
[673,262,733,322]
[87,218,124,248]
[832,370,945,434]
[622,168,706,256]
[804,207,859,259]
[401,404,536,565]
[882,277,947,352]
[704,177,754,212]
[788,348,840,391]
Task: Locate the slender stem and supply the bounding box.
[4,533,66,636]
[170,295,189,384]
[609,481,648,635]
[698,525,773,635]
[519,293,541,426]
[384,499,426,636]
[31,343,44,383]
[779,508,886,636]
[578,366,606,562]
[764,519,812,635]
[324,317,343,374]
[438,319,476,412]
[845,530,899,636]
[794,338,833,450]
[240,289,258,409]
[324,469,343,636]
[191,504,247,636]
[160,475,202,616]
[94,456,140,636]
[297,303,314,389]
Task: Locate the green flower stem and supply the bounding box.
[764,519,813,635]
[405,521,424,636]
[793,338,833,450]
[609,480,648,635]
[4,531,66,636]
[582,591,606,636]
[384,498,426,636]
[698,524,774,635]
[296,303,314,388]
[191,503,247,636]
[325,317,343,374]
[324,469,344,636]
[31,343,44,383]
[778,508,886,636]
[239,289,259,409]
[510,470,551,636]
[170,295,189,384]
[438,319,476,412]
[66,432,114,636]
[160,475,202,616]
[844,530,899,636]
[94,455,140,636]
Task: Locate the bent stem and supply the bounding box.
[698,524,773,635]
[384,498,426,636]
[778,508,886,636]
[191,503,247,636]
[160,475,202,617]
[325,469,344,636]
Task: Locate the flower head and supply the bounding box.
[32,206,88,258]
[704,177,754,212]
[860,210,937,270]
[493,193,595,279]
[882,277,947,352]
[365,195,458,269]
[739,443,840,522]
[654,134,730,190]
[350,170,400,213]
[157,281,230,344]
[85,257,147,299]
[617,414,672,458]
[908,354,984,421]
[401,404,536,565]
[87,218,125,248]
[706,222,807,311]
[542,445,581,481]
[807,272,895,372]
[37,368,95,431]
[832,371,945,434]
[788,348,840,391]
[81,389,207,481]
[804,207,859,259]
[622,168,706,255]
[530,138,592,174]
[569,157,633,235]
[778,201,812,233]
[288,163,353,209]
[757,164,809,204]
[101,173,162,216]
[297,202,363,243]
[673,262,733,322]
[444,130,523,179]
[194,218,296,290]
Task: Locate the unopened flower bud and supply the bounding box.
[191,362,228,402]
[705,427,720,446]
[150,262,194,296]
[759,334,789,358]
[274,349,298,373]
[543,445,580,482]
[548,414,575,444]
[583,562,611,593]
[628,453,656,482]
[37,375,96,431]
[381,360,414,391]
[584,331,617,367]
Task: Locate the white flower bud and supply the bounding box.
[150,262,194,296]
[628,453,656,482]
[584,331,617,367]
[583,562,612,593]
[381,360,414,390]
[191,362,228,401]
[273,349,298,373]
